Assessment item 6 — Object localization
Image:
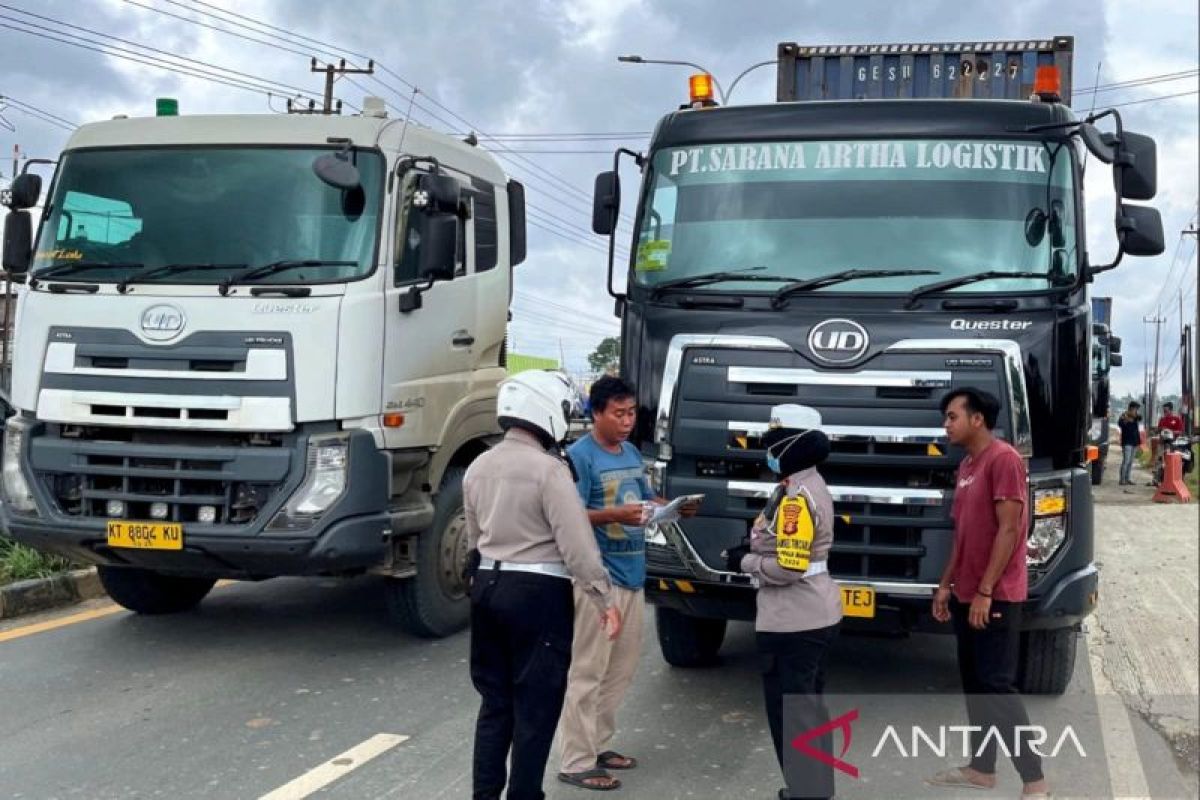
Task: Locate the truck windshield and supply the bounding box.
[633,138,1077,295]
[31,147,383,286]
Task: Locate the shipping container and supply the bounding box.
[777,37,1073,104]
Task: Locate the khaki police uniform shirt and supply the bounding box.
[464,428,614,611]
[741,467,843,633]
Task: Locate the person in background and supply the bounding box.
[723,404,842,800]
[927,388,1049,800]
[465,370,621,800]
[1157,401,1184,434]
[1117,401,1142,485]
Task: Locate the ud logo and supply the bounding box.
[807,319,869,364]
[140,304,186,342]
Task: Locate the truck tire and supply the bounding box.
[97,566,215,614]
[1090,458,1104,485]
[1017,628,1077,695]
[656,606,727,667]
[386,467,470,638]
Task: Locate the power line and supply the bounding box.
[0,5,326,102]
[0,19,324,103]
[0,94,77,131]
[1086,89,1199,110]
[1076,68,1199,95]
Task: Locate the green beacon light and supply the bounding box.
[156,98,179,117]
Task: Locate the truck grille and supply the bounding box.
[29,432,294,527]
[662,343,1017,585]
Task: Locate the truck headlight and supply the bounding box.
[1028,516,1066,566]
[1088,419,1102,442]
[3,418,38,514]
[1028,487,1068,566]
[267,434,349,531]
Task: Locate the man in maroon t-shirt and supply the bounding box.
[926,388,1049,799]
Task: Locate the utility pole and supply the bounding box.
[307,58,374,115]
[1145,313,1165,440]
[1184,218,1198,434]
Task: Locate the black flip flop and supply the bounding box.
[597,751,638,770]
[558,769,622,791]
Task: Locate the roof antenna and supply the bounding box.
[396,85,421,155]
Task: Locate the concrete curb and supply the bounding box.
[0,568,105,620]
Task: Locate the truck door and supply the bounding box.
[381,166,500,448]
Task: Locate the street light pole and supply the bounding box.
[618,55,727,103]
[725,60,778,102]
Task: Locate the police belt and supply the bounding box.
[803,560,828,577]
[479,556,571,580]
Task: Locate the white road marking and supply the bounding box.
[258,733,409,800]
[1086,623,1152,799]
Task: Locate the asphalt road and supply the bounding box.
[1,469,1196,799]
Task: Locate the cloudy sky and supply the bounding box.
[1,0,1196,395]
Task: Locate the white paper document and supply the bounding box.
[644,494,705,526]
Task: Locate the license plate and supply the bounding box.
[107,521,184,550]
[840,585,876,618]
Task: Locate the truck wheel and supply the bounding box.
[1017,628,1077,695]
[1090,458,1105,485]
[656,606,727,667]
[386,467,470,638]
[97,566,215,614]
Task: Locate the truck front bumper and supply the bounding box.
[644,522,1098,632]
[1,428,392,579]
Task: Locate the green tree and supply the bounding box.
[588,336,621,374]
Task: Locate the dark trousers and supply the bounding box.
[757,624,840,800]
[950,599,1044,783]
[470,568,574,800]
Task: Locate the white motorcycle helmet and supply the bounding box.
[497,370,581,445]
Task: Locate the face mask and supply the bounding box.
[764,430,810,474]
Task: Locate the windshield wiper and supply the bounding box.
[116,263,247,294]
[218,260,357,296]
[649,267,795,298]
[770,268,940,309]
[904,271,1065,309]
[30,261,144,287]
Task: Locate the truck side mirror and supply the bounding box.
[6,173,42,210]
[1109,336,1121,354]
[1115,131,1156,201]
[592,171,620,235]
[2,211,32,274]
[416,214,458,282]
[1111,353,1123,367]
[312,152,361,191]
[1078,123,1115,164]
[507,180,526,267]
[1117,204,1165,257]
[417,173,461,214]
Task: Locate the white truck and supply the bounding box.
[0,98,526,636]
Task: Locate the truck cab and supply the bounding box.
[592,38,1164,693]
[1,100,526,636]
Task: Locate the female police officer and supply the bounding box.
[724,404,842,800]
[464,370,621,800]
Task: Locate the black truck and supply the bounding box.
[591,37,1164,694]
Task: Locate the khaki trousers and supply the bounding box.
[558,584,645,774]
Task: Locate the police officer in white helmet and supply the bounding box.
[465,370,621,800]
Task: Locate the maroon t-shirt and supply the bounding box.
[949,439,1029,603]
